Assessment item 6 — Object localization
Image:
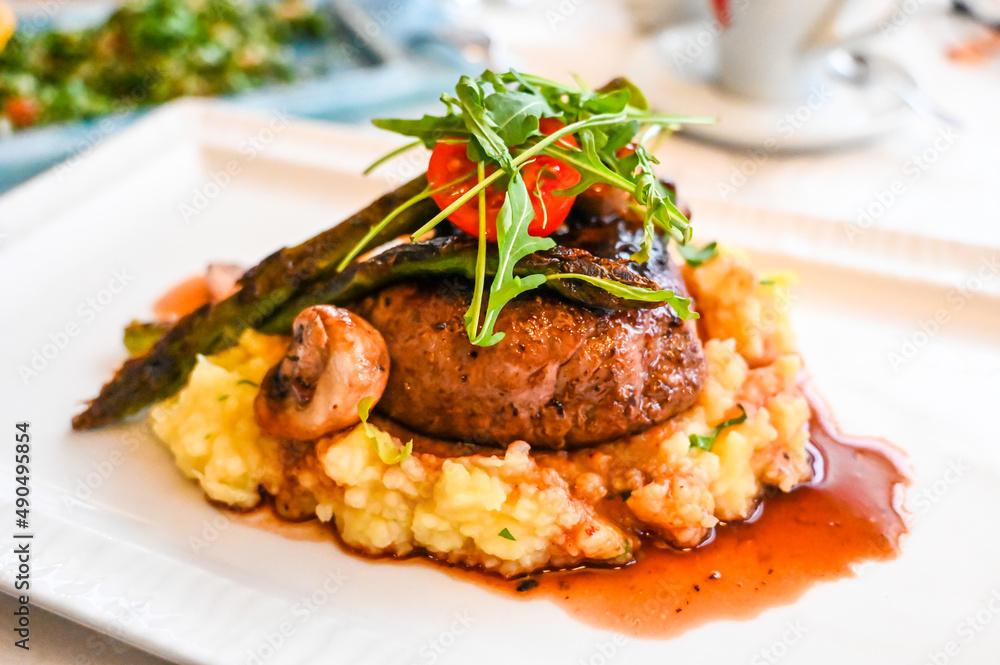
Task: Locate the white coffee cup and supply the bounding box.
[716,0,901,102]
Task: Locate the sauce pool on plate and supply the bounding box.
[463,391,910,638]
[233,391,910,639]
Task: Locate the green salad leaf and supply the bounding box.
[357,397,412,465]
[470,172,556,344]
[677,241,719,268]
[546,273,695,319]
[689,405,748,452]
[485,90,552,146]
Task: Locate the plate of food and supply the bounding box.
[1,71,999,665]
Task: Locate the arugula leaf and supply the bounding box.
[498,528,517,541]
[473,273,548,346]
[371,115,465,148]
[689,405,748,452]
[464,162,491,342]
[358,397,412,465]
[597,77,650,111]
[494,174,555,278]
[550,129,623,199]
[546,273,697,319]
[543,136,689,263]
[468,173,555,345]
[677,241,719,268]
[582,88,631,115]
[452,76,512,171]
[601,118,641,154]
[480,69,509,92]
[485,90,551,146]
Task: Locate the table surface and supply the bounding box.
[4,0,998,663]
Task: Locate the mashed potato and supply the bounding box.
[150,332,287,508]
[683,245,797,368]
[151,250,813,576]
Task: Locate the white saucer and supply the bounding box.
[626,23,909,152]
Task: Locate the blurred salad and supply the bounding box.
[0,0,342,132]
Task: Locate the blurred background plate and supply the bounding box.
[627,23,910,152]
[0,0,472,194]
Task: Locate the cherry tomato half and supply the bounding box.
[426,117,580,242]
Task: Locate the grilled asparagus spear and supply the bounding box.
[72,176,436,430]
[123,321,170,356]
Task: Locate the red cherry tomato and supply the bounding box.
[3,96,40,129]
[426,117,580,242]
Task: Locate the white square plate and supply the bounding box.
[1,100,999,665]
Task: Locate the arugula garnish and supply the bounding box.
[546,273,697,319]
[360,70,715,346]
[689,406,748,452]
[358,397,412,465]
[677,241,719,268]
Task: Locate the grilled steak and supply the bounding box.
[354,188,706,449]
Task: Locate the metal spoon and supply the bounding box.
[828,50,962,128]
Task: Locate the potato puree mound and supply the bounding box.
[150,332,287,509]
[151,249,813,576]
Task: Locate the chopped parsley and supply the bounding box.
[498,528,516,541]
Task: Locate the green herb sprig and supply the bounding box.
[356,70,715,346]
[677,241,719,268]
[689,405,748,452]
